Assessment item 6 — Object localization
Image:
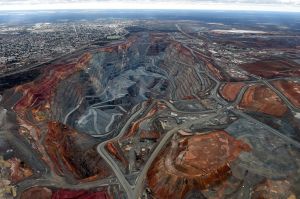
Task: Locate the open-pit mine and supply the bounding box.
[0,14,300,199]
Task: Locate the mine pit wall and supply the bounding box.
[50,72,87,127]
[49,42,147,132]
[0,88,23,109]
[28,34,221,135]
[50,43,140,126]
[87,53,126,98]
[86,37,152,97]
[45,122,112,181]
[162,42,215,99]
[0,92,47,179]
[86,34,170,100]
[87,52,110,95]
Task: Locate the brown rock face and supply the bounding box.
[98,36,137,53]
[239,59,300,79]
[21,187,112,199]
[13,53,91,117]
[140,130,160,141]
[147,33,169,56]
[8,157,33,183]
[52,189,111,199]
[147,131,250,199]
[10,53,91,180]
[238,84,288,117]
[21,187,52,199]
[206,62,225,81]
[123,101,162,138]
[219,82,245,102]
[105,141,129,167]
[272,80,300,109]
[45,122,111,181]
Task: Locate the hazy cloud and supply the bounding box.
[0,0,299,5]
[0,0,299,11]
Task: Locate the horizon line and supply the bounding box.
[0,2,299,12]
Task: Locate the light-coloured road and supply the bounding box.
[97,102,147,199]
[63,98,83,124]
[133,110,221,198]
[96,95,222,198]
[263,80,300,112]
[94,27,232,198]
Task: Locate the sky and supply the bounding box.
[0,0,299,12]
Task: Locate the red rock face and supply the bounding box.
[8,157,33,183]
[238,84,288,117]
[12,53,92,179]
[219,82,245,102]
[14,53,91,117]
[149,32,169,43]
[123,102,163,138]
[172,42,197,66]
[105,141,129,167]
[272,80,300,109]
[45,122,111,181]
[139,130,160,141]
[21,187,52,199]
[147,131,250,199]
[239,59,300,79]
[98,36,137,53]
[206,62,225,81]
[21,188,111,199]
[191,47,226,81]
[52,189,111,199]
[147,33,169,56]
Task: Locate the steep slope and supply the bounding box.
[45,122,111,180]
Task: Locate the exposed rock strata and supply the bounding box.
[105,141,129,168]
[272,80,300,109]
[14,53,91,117]
[45,122,111,181]
[139,130,160,141]
[147,131,250,199]
[21,187,111,199]
[238,84,288,117]
[123,101,164,138]
[147,33,169,56]
[21,187,52,199]
[50,72,86,125]
[98,36,137,53]
[162,42,215,98]
[8,157,33,183]
[219,82,245,102]
[239,59,300,78]
[52,189,111,199]
[11,53,93,179]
